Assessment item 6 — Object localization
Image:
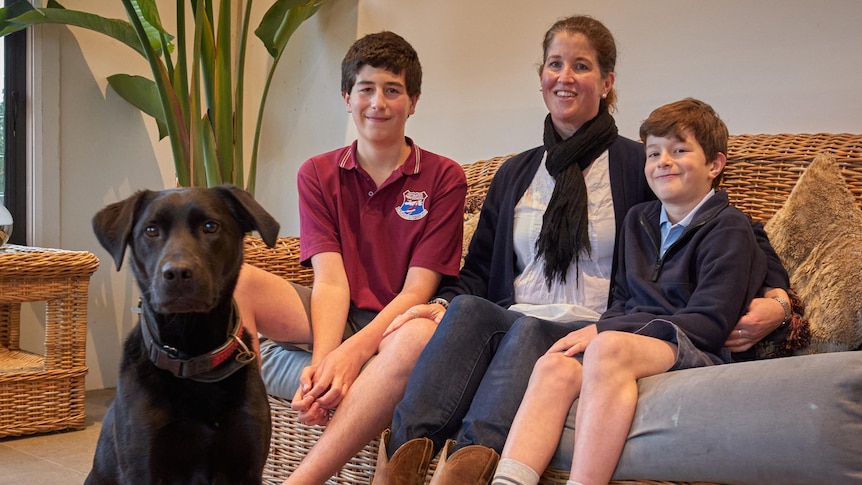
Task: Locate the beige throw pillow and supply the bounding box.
[765,153,862,353]
[461,210,480,268]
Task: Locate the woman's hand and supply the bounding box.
[547,324,598,356]
[725,289,788,352]
[382,302,447,338]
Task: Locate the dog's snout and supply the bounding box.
[162,262,194,281]
[152,257,214,313]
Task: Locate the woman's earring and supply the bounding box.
[601,93,608,99]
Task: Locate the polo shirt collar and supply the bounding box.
[660,189,716,230]
[339,137,421,175]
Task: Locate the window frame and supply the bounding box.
[3,14,27,245]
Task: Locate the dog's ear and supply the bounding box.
[213,185,281,248]
[92,190,156,270]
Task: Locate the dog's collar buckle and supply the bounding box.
[232,333,256,365]
[140,300,255,382]
[162,344,180,359]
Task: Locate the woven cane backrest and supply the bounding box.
[723,133,862,223]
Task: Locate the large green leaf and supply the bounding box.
[248,0,327,193]
[0,0,172,69]
[129,0,174,56]
[131,0,169,36]
[1,2,145,56]
[255,0,320,58]
[107,74,169,140]
[0,1,36,36]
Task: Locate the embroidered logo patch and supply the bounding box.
[396,190,429,220]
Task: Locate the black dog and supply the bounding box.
[86,185,279,485]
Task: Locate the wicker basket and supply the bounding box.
[248,133,862,484]
[0,245,100,438]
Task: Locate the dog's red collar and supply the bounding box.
[139,300,256,382]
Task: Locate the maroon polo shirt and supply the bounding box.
[298,138,467,312]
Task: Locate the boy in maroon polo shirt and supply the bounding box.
[234,32,467,483]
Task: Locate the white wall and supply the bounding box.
[26,0,862,389]
[358,0,862,165]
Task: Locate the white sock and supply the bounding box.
[491,458,540,485]
[567,481,585,485]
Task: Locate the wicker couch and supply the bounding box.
[243,133,862,485]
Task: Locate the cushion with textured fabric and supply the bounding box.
[764,153,862,352]
[550,351,862,484]
[461,210,481,267]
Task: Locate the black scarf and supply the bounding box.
[536,102,618,288]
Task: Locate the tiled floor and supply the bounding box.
[0,388,115,485]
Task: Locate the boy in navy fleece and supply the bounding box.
[492,98,767,485]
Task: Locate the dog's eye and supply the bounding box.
[203,221,220,234]
[145,225,160,237]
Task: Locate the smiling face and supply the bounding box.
[540,32,614,139]
[645,129,726,221]
[344,64,417,147]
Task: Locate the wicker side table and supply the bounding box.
[0,244,99,438]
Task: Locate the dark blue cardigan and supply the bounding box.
[438,136,653,307]
[437,135,788,309]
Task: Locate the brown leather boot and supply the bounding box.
[371,428,434,485]
[428,439,500,485]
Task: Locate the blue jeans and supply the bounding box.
[388,295,582,455]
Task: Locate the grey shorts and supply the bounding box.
[273,281,378,352]
[633,318,729,370]
[259,282,379,398]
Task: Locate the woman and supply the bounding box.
[373,15,791,485]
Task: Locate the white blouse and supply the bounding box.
[509,150,615,323]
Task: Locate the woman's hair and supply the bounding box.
[639,98,729,188]
[341,31,422,98]
[540,15,618,111]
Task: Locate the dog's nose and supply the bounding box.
[162,262,194,281]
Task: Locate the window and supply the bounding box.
[1,34,4,206]
[2,0,27,245]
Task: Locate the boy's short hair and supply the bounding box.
[639,98,729,187]
[341,31,422,98]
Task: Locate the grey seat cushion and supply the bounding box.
[261,339,862,484]
[551,351,862,484]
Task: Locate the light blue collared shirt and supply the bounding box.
[659,190,716,258]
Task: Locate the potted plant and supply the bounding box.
[0,0,327,193]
